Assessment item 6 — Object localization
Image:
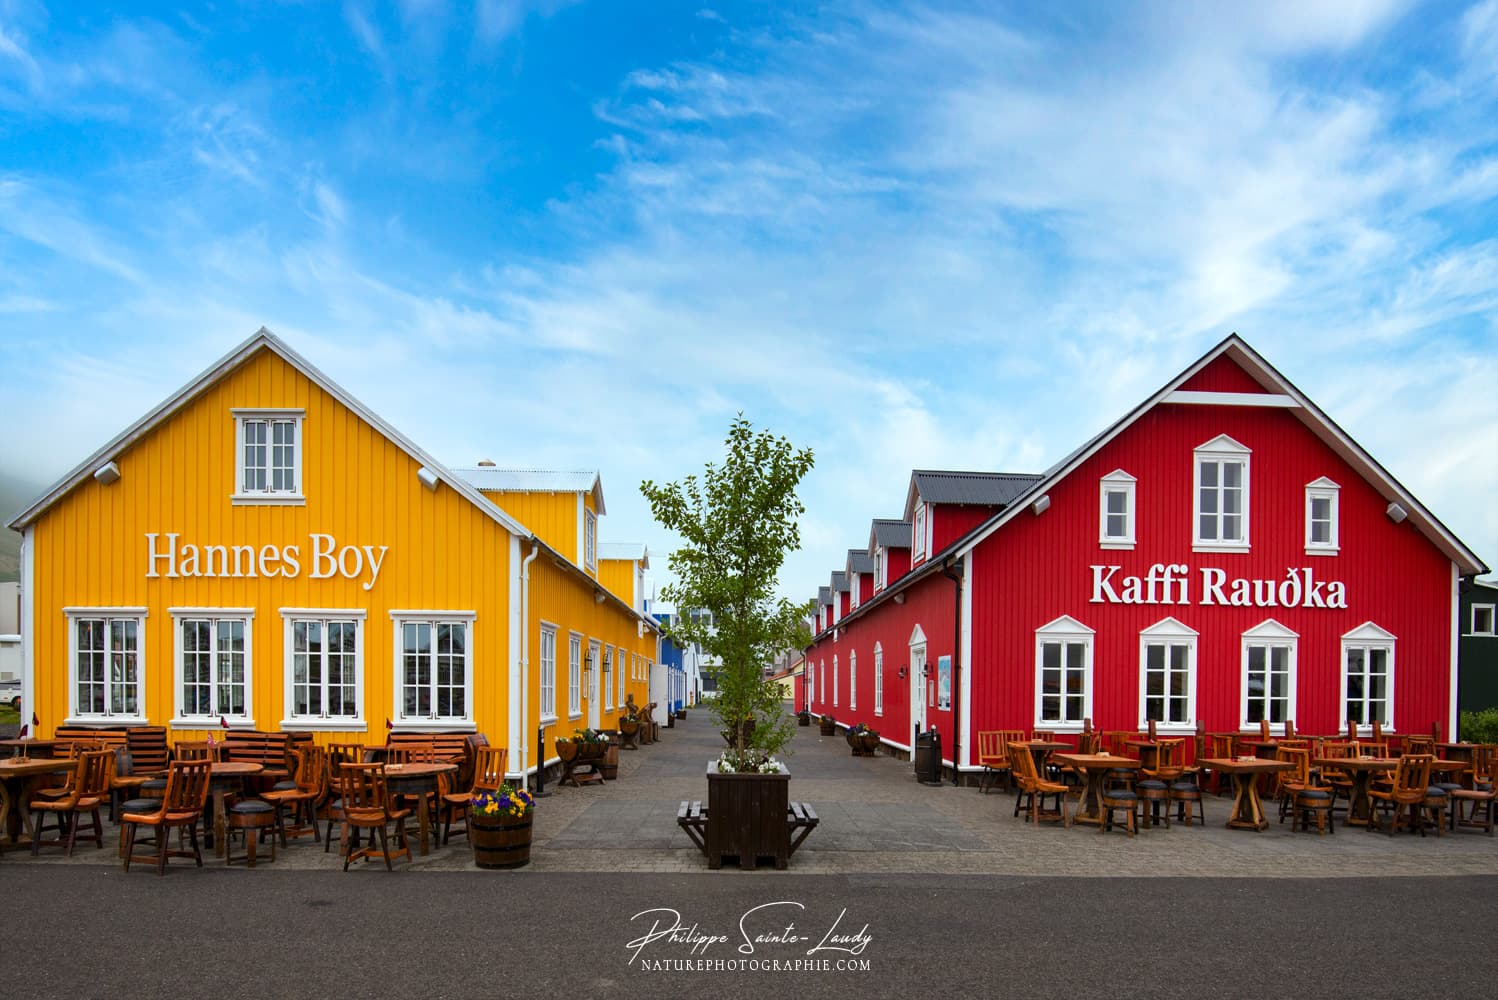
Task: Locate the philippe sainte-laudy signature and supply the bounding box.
[625,902,872,965]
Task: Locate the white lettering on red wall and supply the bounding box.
[145,532,389,591]
[1089,563,1347,609]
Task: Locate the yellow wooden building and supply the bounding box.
[6,329,659,781]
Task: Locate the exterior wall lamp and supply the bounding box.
[893,592,906,604]
[583,651,595,679]
[898,665,908,679]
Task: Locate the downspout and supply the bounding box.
[520,541,541,784]
[942,557,963,786]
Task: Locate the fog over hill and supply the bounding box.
[0,470,47,583]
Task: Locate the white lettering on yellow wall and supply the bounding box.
[146,532,387,590]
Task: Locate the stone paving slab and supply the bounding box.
[8,710,1497,877]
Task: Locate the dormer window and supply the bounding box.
[850,574,860,610]
[912,502,929,561]
[1099,470,1137,549]
[874,548,885,591]
[233,409,305,504]
[1305,478,1340,555]
[583,509,597,571]
[1193,434,1250,553]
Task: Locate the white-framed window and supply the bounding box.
[539,624,557,722]
[832,655,839,707]
[1034,615,1094,730]
[170,608,253,726]
[583,509,597,571]
[874,548,885,591]
[873,642,883,716]
[1342,622,1395,733]
[391,612,473,726]
[1473,604,1496,636]
[1138,616,1197,731]
[65,607,148,723]
[913,502,929,561]
[1305,477,1340,555]
[568,632,583,718]
[849,650,858,710]
[282,609,365,730]
[1099,469,1137,549]
[808,660,816,705]
[850,573,860,611]
[232,408,305,504]
[604,646,613,710]
[618,648,626,707]
[1194,434,1251,552]
[1241,618,1297,730]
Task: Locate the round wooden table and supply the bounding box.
[1052,752,1141,826]
[385,762,457,856]
[0,757,77,850]
[1198,757,1293,830]
[1313,756,1395,826]
[207,761,263,858]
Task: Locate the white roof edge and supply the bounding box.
[453,467,606,516]
[6,327,531,540]
[953,334,1488,576]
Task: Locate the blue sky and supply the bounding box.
[1,0,1495,600]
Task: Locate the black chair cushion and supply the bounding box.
[1169,781,1201,793]
[271,780,298,791]
[1103,790,1138,801]
[1297,789,1332,800]
[1424,786,1450,798]
[230,799,275,815]
[1433,782,1463,792]
[119,798,162,814]
[141,778,168,790]
[1136,779,1168,790]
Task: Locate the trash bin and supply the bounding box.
[914,728,943,786]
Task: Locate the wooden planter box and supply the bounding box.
[819,717,836,737]
[601,737,620,780]
[848,733,880,757]
[798,712,811,727]
[705,762,790,871]
[471,813,533,869]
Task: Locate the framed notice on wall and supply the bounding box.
[937,655,952,711]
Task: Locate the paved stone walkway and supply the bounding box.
[9,712,1497,876]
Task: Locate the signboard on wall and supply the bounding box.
[937,655,952,711]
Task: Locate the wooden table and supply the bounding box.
[1024,740,1070,778]
[0,757,77,851]
[385,761,457,857]
[207,761,263,858]
[1437,743,1479,766]
[1198,757,1293,830]
[0,739,58,759]
[1314,756,1394,826]
[1052,753,1140,826]
[1125,740,1162,770]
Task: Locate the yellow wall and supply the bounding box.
[27,346,516,752]
[598,558,636,608]
[482,490,580,564]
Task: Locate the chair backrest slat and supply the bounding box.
[164,759,213,813]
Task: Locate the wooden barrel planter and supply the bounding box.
[850,733,880,757]
[601,735,620,780]
[471,813,533,869]
[819,716,836,737]
[798,711,811,727]
[557,741,579,764]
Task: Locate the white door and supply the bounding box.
[588,641,601,729]
[910,642,927,737]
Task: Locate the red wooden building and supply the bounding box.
[804,336,1489,777]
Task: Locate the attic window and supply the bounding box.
[233,409,305,505]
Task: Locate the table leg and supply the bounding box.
[417,791,431,856]
[1226,773,1269,830]
[1072,769,1107,825]
[212,788,228,857]
[1345,771,1374,826]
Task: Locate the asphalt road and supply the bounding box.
[2,868,1492,999]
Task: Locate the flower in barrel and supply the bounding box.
[471,782,535,819]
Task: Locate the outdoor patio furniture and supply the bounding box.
[1007,742,1068,828]
[442,746,507,845]
[260,745,329,845]
[1369,753,1433,836]
[336,762,411,871]
[29,748,111,856]
[122,759,213,875]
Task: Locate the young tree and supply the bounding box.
[642,415,815,770]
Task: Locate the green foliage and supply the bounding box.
[642,415,815,770]
[1458,707,1498,744]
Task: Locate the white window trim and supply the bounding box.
[169,607,256,728]
[603,645,614,710]
[874,548,886,592]
[1099,469,1137,550]
[539,622,558,724]
[1468,604,1495,637]
[617,646,626,708]
[583,509,598,572]
[849,650,857,711]
[1305,477,1341,556]
[832,655,839,708]
[1239,618,1297,732]
[64,606,149,725]
[389,611,476,728]
[280,608,367,732]
[231,408,306,505]
[1341,621,1396,735]
[913,502,929,561]
[873,642,884,717]
[1137,616,1197,732]
[1034,614,1094,733]
[850,572,860,611]
[568,631,584,719]
[1193,434,1251,553]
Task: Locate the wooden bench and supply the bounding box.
[676,800,819,864]
[223,732,293,785]
[52,726,129,755]
[387,732,475,789]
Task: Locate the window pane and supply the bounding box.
[1223,462,1241,488]
[1201,461,1218,488]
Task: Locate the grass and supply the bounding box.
[0,705,19,726]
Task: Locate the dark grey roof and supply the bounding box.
[871,518,912,548]
[817,586,832,606]
[846,549,875,574]
[831,571,850,593]
[910,470,1043,507]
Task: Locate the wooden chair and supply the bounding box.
[441,746,508,845]
[174,740,224,762]
[108,726,170,819]
[1100,778,1140,837]
[976,730,1022,793]
[1136,739,1181,828]
[1402,735,1435,757]
[1273,746,1311,823]
[1168,739,1205,825]
[1369,754,1433,836]
[1449,746,1495,835]
[30,748,112,856]
[261,745,328,845]
[1206,734,1236,795]
[1007,742,1069,828]
[122,759,213,874]
[336,762,411,871]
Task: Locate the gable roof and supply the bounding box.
[831,570,850,593]
[869,518,912,550]
[817,586,832,607]
[454,467,606,515]
[904,470,1043,519]
[6,328,529,538]
[598,541,648,567]
[846,549,876,575]
[952,334,1486,575]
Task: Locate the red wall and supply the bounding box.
[1178,354,1273,394]
[967,399,1454,750]
[932,505,996,558]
